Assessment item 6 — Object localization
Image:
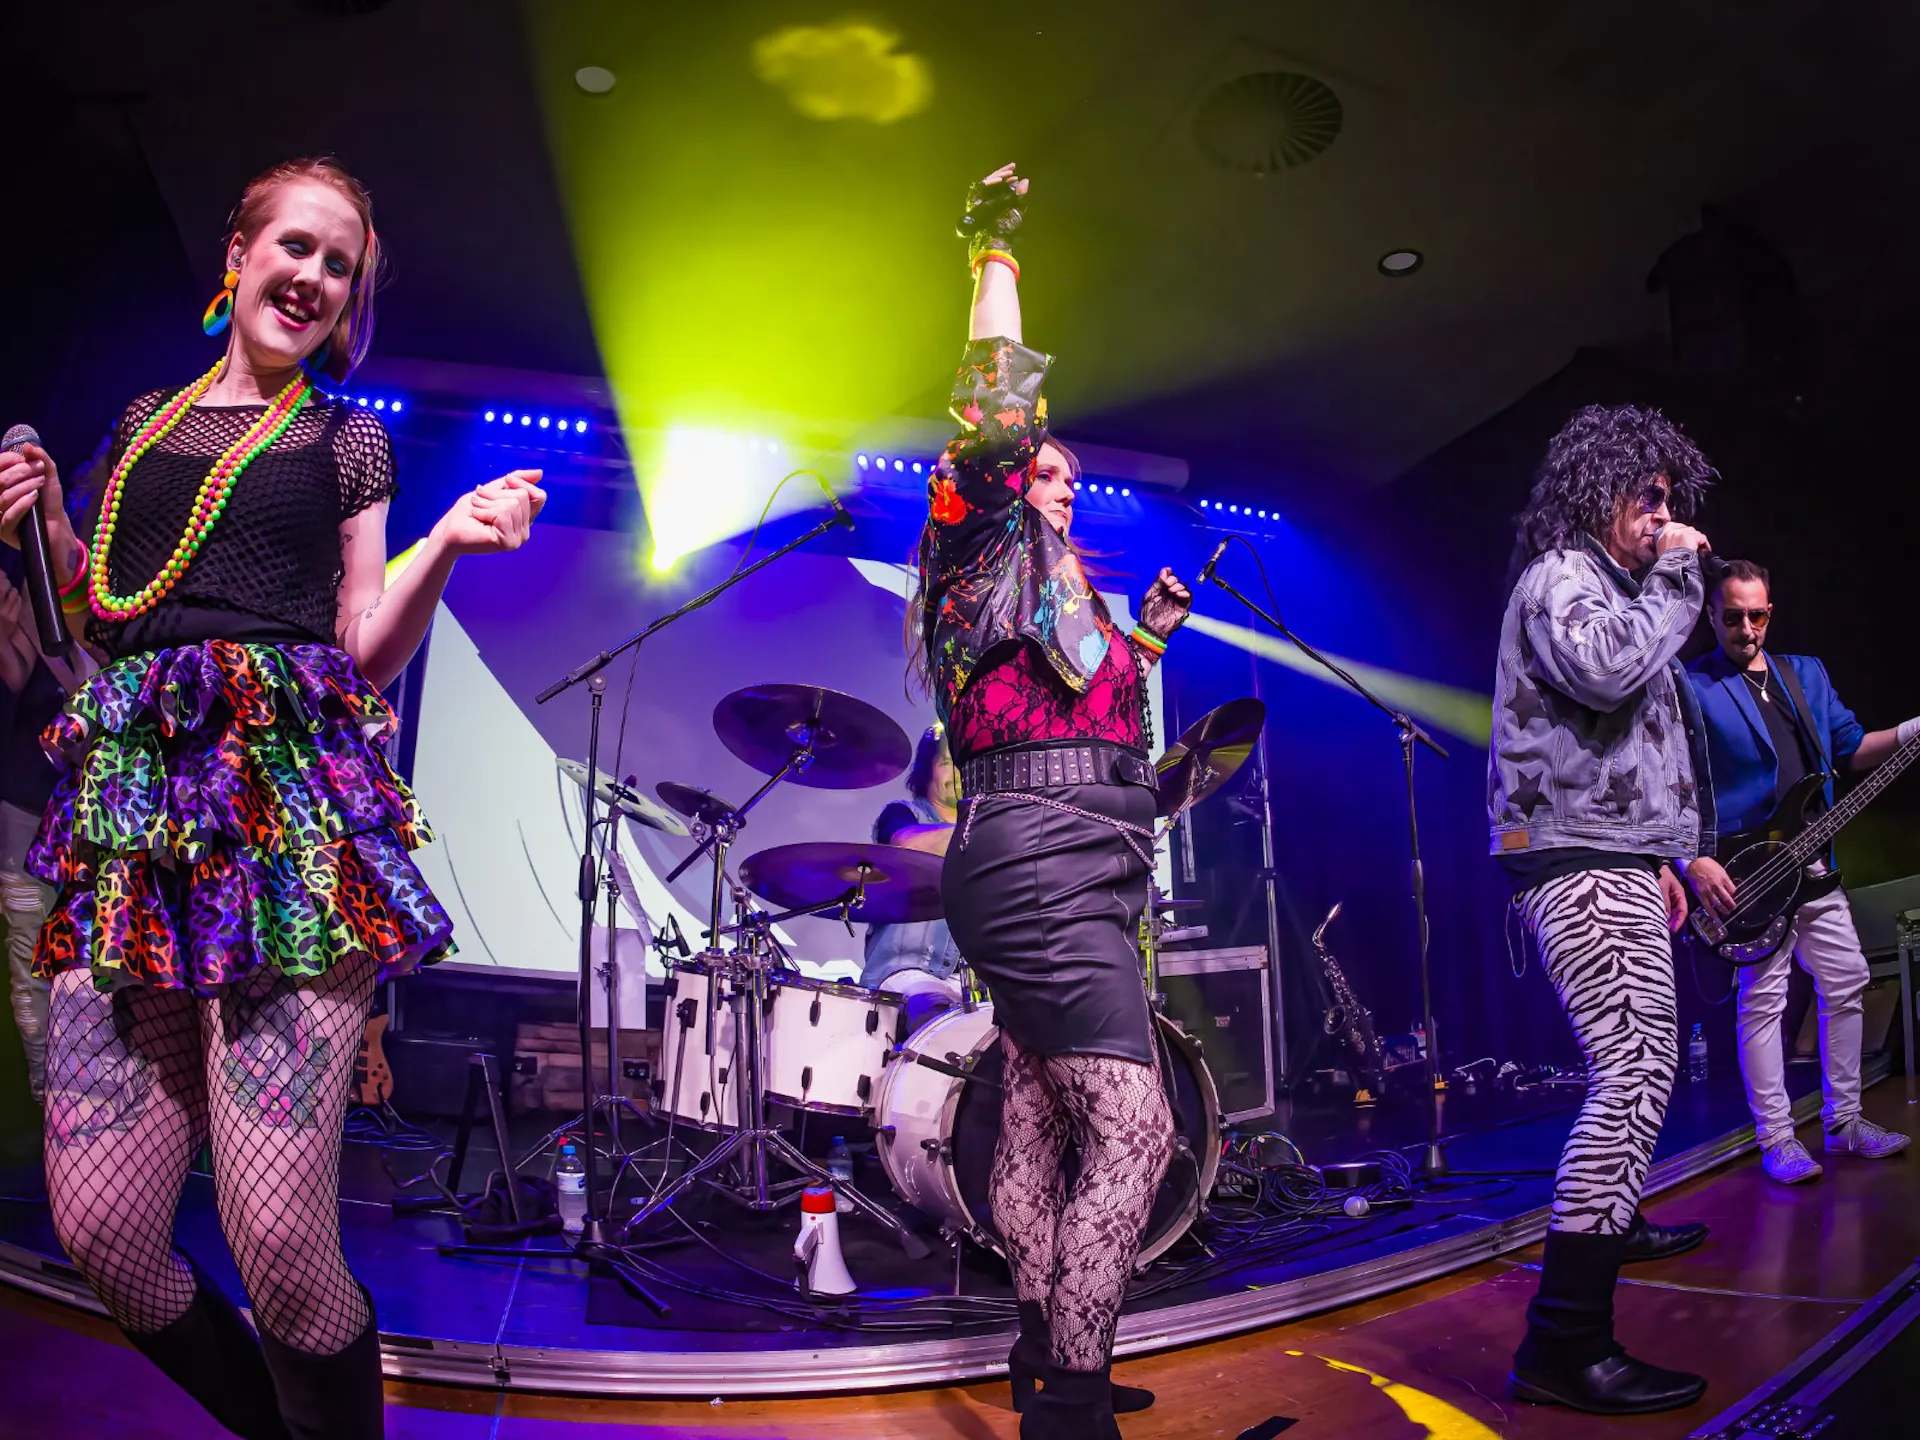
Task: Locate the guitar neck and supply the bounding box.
[1786,731,1920,864]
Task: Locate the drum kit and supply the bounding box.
[565,677,1265,1267]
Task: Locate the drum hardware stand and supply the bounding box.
[1203,564,1452,1180]
[637,795,932,1257]
[624,893,934,1259]
[523,498,851,1273]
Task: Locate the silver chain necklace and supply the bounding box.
[1742,667,1770,702]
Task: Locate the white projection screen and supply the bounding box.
[404,524,1167,992]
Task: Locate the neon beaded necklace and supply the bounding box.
[90,359,311,622]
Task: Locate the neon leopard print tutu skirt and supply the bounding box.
[28,639,455,994]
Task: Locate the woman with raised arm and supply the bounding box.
[910,164,1191,1440]
[0,157,543,1440]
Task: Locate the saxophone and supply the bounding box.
[1314,903,1385,1104]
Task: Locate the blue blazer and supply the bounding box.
[1686,650,1865,842]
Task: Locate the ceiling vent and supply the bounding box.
[1193,71,1343,174]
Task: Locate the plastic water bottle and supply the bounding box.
[827,1136,854,1215]
[555,1143,587,1234]
[1688,1024,1709,1084]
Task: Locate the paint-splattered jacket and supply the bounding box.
[1486,536,1716,862]
[922,337,1117,728]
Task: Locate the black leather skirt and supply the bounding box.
[941,774,1157,1064]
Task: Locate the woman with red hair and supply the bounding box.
[0,157,543,1439]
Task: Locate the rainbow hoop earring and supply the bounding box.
[201,268,239,336]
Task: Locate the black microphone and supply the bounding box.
[1198,537,1230,586]
[819,478,854,531]
[2,425,71,659]
[1656,524,1730,585]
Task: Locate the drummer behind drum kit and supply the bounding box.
[574,679,1264,1273]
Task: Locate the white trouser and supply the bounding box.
[0,801,52,1101]
[1735,887,1869,1148]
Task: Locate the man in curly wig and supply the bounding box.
[1489,402,1719,1416]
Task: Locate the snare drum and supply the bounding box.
[871,1003,1221,1264]
[654,959,740,1130]
[762,974,906,1117]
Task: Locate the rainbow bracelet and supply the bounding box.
[56,540,90,611]
[1129,624,1168,658]
[971,249,1020,282]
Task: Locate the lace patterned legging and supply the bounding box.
[990,1029,1175,1371]
[43,953,377,1354]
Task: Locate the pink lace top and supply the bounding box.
[948,634,1148,763]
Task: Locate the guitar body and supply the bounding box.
[1688,772,1831,965]
[353,1014,394,1106]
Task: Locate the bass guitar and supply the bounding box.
[353,1014,394,1107]
[1690,729,1920,965]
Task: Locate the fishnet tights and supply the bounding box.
[990,1029,1175,1371]
[43,953,377,1353]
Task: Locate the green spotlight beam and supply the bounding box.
[1185,611,1492,745]
[527,10,958,575]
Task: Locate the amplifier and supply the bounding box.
[1796,973,1902,1059]
[1157,946,1275,1122]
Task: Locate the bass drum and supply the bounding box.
[654,959,738,1131]
[872,1004,1221,1265]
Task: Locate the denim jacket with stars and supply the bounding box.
[1487,535,1716,863]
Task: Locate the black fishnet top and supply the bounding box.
[82,388,398,659]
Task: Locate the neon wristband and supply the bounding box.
[970,250,1020,282]
[1129,624,1168,657]
[55,539,89,600]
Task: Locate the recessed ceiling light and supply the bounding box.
[1378,249,1424,277]
[575,66,617,96]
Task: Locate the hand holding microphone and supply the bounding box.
[0,426,75,657]
[1654,522,1711,557]
[1654,521,1732,585]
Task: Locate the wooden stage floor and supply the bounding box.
[4,1081,1916,1439]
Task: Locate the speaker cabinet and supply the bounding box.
[1156,946,1275,1122]
[1795,973,1903,1059]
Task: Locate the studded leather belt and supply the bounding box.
[959,741,1157,796]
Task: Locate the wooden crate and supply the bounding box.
[511,1022,660,1114]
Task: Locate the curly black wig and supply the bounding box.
[1512,403,1716,569]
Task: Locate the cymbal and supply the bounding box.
[656,781,739,827]
[739,842,945,925]
[1153,896,1206,912]
[713,684,911,790]
[1154,698,1266,820]
[558,760,690,836]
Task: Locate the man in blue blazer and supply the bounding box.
[1686,560,1919,1183]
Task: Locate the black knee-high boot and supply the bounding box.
[1511,1229,1705,1415]
[1007,1300,1155,1415]
[257,1285,385,1440]
[123,1255,292,1440]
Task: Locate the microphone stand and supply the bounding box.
[520,506,853,1266]
[1203,566,1453,1180]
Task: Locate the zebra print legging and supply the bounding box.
[1517,867,1679,1236]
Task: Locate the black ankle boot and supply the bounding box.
[1020,1363,1121,1440]
[1620,1208,1709,1264]
[1510,1229,1706,1415]
[124,1255,291,1440]
[1008,1301,1154,1415]
[257,1286,385,1439]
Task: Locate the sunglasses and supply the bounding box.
[1637,482,1672,512]
[1720,608,1771,627]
